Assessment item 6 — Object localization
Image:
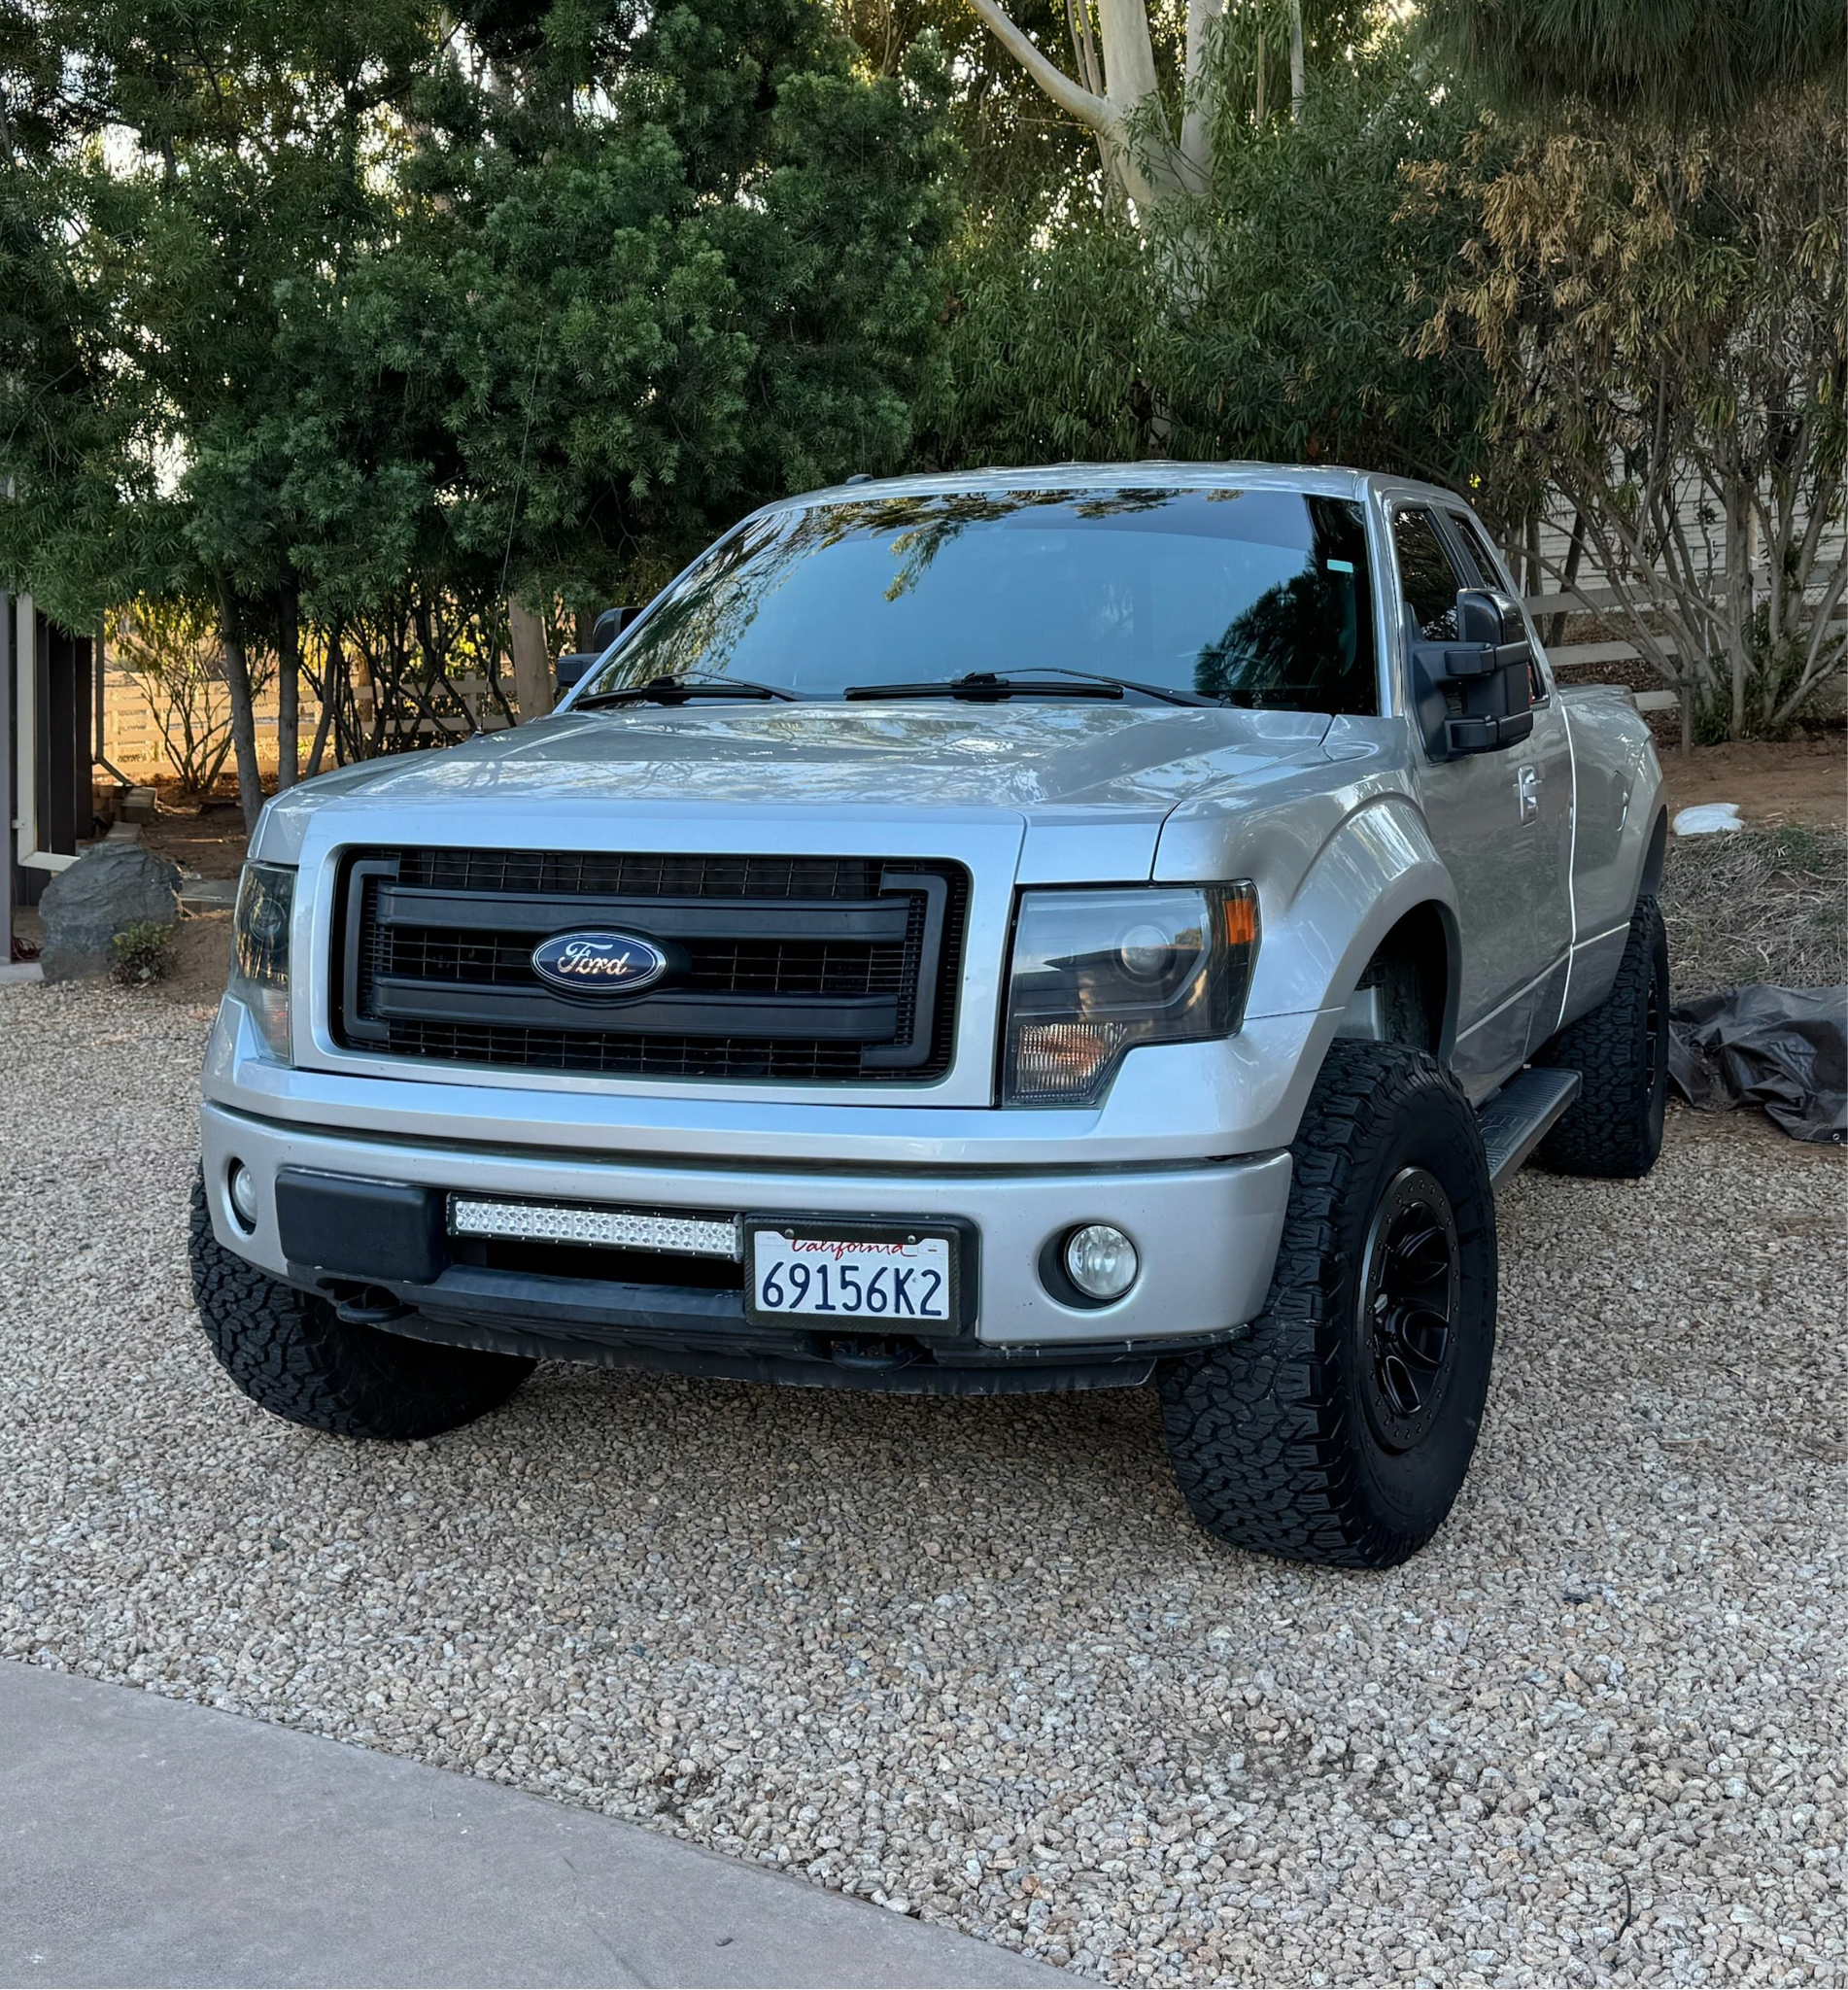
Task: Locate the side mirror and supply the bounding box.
[590,603,642,651]
[1411,588,1535,759]
[557,605,643,695]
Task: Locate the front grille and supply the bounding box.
[334,848,968,1083]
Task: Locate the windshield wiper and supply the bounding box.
[1027,667,1219,707]
[842,671,1123,703]
[574,674,797,709]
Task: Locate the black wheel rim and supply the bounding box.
[1358,1166,1461,1454]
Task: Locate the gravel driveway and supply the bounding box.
[3,979,1843,1987]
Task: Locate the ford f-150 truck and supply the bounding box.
[189,464,1668,1568]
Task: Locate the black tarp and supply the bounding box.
[1668,983,1848,1144]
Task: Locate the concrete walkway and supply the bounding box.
[0,1664,1065,1988]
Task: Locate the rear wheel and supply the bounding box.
[1532,893,1669,1179]
[1159,1042,1497,1569]
[188,1171,532,1439]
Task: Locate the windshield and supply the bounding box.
[577,486,1379,714]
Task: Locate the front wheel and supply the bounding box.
[1159,1042,1498,1569]
[188,1171,533,1439]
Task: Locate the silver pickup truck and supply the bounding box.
[190,464,1668,1568]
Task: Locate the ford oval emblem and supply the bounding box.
[530,930,670,997]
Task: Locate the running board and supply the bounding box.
[1477,1068,1582,1190]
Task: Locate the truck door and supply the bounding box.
[1442,507,1576,1050]
[1388,504,1573,1091]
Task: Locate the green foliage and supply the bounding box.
[110,920,177,986]
[1416,87,1848,738]
[0,0,954,668]
[921,39,1493,493]
[1420,0,1845,123]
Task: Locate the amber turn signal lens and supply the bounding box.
[1221,885,1259,949]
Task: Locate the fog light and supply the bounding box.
[1064,1223,1139,1302]
[227,1160,258,1231]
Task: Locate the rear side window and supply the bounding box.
[1449,512,1509,590]
[1391,508,1468,642]
[1447,511,1547,701]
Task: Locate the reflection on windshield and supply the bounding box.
[579,488,1378,716]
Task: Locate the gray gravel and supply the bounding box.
[2,978,1844,1986]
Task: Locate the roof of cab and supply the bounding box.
[760,462,1465,514]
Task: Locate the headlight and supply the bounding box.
[229,862,294,1061]
[1002,884,1258,1106]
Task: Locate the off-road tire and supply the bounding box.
[188,1171,533,1439]
[1158,1042,1497,1569]
[1531,894,1668,1180]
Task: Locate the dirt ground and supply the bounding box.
[1660,734,1847,830]
[137,780,250,879]
[162,909,232,1008]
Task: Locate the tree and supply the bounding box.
[1420,0,1844,124]
[0,2,179,631]
[2,0,955,814]
[1413,87,1848,737]
[921,38,1492,487]
[959,0,1366,214]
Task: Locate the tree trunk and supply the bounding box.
[304,618,340,779]
[1288,0,1304,120]
[275,586,300,792]
[509,598,554,723]
[218,589,264,834]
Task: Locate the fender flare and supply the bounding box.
[1243,794,1461,1059]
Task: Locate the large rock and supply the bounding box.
[38,841,184,982]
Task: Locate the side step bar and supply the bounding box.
[1477,1067,1582,1190]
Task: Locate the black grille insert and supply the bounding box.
[334,848,968,1083]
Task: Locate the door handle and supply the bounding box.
[1517,763,1539,823]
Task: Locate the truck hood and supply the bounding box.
[255,703,1336,877]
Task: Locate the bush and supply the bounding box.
[110,921,176,986]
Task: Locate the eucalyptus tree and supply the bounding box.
[921,28,1491,485]
[958,0,1342,212]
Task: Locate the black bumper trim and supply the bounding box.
[373,1306,1169,1396]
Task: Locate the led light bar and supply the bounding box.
[448,1197,741,1260]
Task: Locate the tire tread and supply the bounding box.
[188,1173,531,1439]
[1159,1042,1495,1570]
[1532,894,1667,1179]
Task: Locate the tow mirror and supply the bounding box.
[557,605,643,694]
[1411,588,1535,759]
[591,603,641,650]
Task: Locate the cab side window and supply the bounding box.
[1447,513,1503,587]
[1447,511,1548,703]
[1391,508,1467,642]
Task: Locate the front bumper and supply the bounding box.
[200,1102,1293,1384]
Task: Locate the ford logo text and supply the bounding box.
[530,931,670,996]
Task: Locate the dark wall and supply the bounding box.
[40,622,93,855]
[5,603,93,912]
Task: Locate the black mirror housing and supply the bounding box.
[559,604,643,695]
[1411,588,1535,759]
[590,603,641,651]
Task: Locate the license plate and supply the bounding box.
[745,1221,959,1329]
